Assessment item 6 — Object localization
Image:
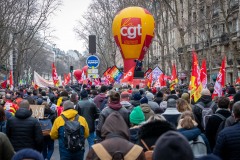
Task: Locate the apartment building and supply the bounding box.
[152,0,240,84]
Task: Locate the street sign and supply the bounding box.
[86,55,100,68]
[88,74,99,78]
[88,69,98,74]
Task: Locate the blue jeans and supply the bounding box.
[60,150,84,160]
[42,136,54,160]
[87,132,95,148]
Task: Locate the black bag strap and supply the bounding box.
[61,114,79,122]
[61,114,68,122]
[215,113,226,121]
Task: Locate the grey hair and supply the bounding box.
[147,114,166,123]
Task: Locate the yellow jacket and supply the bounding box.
[50,109,89,140]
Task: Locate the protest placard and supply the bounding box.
[30,105,45,119]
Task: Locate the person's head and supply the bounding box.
[181,93,190,103]
[140,96,148,104]
[146,92,154,101]
[5,93,12,100]
[131,90,142,101]
[136,84,140,89]
[120,91,130,101]
[60,91,69,97]
[33,90,38,96]
[63,100,74,111]
[232,101,240,121]
[41,91,46,96]
[146,114,166,123]
[201,89,211,97]
[19,100,30,110]
[12,148,44,160]
[0,106,6,121]
[176,98,192,112]
[218,96,230,109]
[177,111,196,129]
[100,85,108,93]
[167,98,176,108]
[129,106,145,125]
[80,90,88,99]
[153,131,194,160]
[70,92,79,102]
[109,91,120,103]
[156,91,163,98]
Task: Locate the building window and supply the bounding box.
[212,1,219,17]
[212,25,218,37]
[200,30,206,41]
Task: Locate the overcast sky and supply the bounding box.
[49,0,92,53]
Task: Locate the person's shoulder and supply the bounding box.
[78,115,87,123]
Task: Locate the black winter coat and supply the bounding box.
[205,109,231,150]
[137,120,175,151]
[213,122,240,160]
[6,108,43,152]
[76,98,100,133]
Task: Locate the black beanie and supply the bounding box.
[80,90,88,98]
[153,131,194,160]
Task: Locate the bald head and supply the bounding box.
[19,100,30,109]
[5,93,12,100]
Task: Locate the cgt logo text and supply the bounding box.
[120,18,142,44]
[120,24,142,39]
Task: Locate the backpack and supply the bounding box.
[189,135,207,158]
[61,114,85,152]
[39,118,52,136]
[92,143,143,160]
[140,139,154,160]
[0,121,6,134]
[195,102,215,130]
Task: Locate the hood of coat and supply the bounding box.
[198,95,212,104]
[15,108,32,119]
[140,103,152,113]
[101,112,129,140]
[138,120,175,139]
[61,109,78,120]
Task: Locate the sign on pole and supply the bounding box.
[86,55,100,68]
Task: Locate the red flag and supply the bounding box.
[1,80,7,89]
[213,56,226,97]
[236,77,240,84]
[64,73,71,85]
[94,78,101,85]
[170,64,178,91]
[52,63,59,87]
[9,70,14,90]
[122,66,135,82]
[189,51,202,102]
[200,59,207,89]
[147,72,153,88]
[159,74,167,87]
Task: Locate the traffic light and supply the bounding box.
[70,66,73,73]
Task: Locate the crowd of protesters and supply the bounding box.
[0,83,240,160]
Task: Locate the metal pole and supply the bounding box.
[71,72,73,85]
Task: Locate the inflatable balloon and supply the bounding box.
[73,69,82,81]
[82,65,88,77]
[82,66,88,73]
[112,7,155,73]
